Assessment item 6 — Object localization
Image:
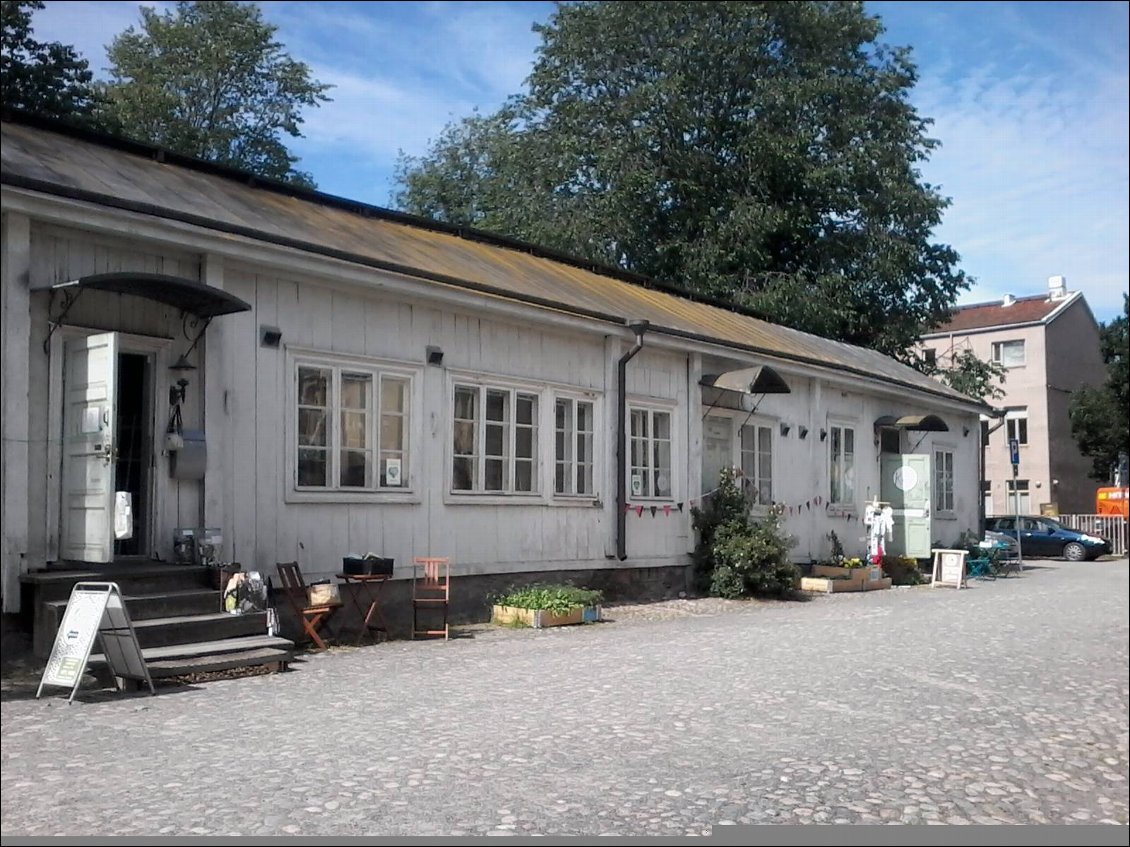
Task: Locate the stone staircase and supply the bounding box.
[20,563,294,680]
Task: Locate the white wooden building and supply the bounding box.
[1,115,986,613]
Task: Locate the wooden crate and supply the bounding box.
[492,605,586,628]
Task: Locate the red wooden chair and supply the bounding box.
[412,557,451,640]
[276,562,340,650]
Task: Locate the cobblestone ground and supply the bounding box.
[2,559,1127,835]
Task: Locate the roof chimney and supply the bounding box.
[1001,293,1015,306]
[1048,275,1068,301]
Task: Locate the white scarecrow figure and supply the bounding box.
[864,498,895,563]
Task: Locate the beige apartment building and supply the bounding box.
[921,276,1104,517]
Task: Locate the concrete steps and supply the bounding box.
[89,636,295,678]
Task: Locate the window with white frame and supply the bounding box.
[295,361,410,491]
[555,397,595,496]
[629,407,672,499]
[829,424,855,505]
[934,449,954,512]
[1005,408,1028,446]
[740,423,773,505]
[991,339,1026,368]
[452,384,538,494]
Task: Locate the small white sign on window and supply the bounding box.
[81,406,102,434]
[385,458,402,487]
[630,474,643,497]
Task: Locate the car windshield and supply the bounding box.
[1041,518,1064,531]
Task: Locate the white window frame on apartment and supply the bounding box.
[991,339,1026,368]
[285,348,420,504]
[553,393,600,500]
[828,421,857,507]
[628,400,678,501]
[449,376,542,499]
[933,446,955,515]
[1006,479,1031,515]
[1005,408,1029,447]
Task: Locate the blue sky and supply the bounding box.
[31,1,1130,321]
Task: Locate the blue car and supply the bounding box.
[985,516,1112,561]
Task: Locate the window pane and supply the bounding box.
[577,431,590,465]
[578,461,592,496]
[485,458,505,491]
[455,386,477,420]
[654,441,671,497]
[381,377,406,413]
[631,408,647,439]
[653,412,670,440]
[516,426,534,459]
[485,423,506,457]
[515,460,534,492]
[516,394,536,425]
[298,448,327,486]
[486,390,508,422]
[454,423,476,461]
[298,367,329,406]
[577,401,593,433]
[298,409,327,447]
[341,373,370,409]
[844,428,854,455]
[452,456,476,491]
[555,462,566,494]
[1018,418,1028,445]
[380,415,403,451]
[340,450,370,487]
[555,399,567,430]
[341,410,368,449]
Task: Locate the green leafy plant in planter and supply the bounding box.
[491,584,604,628]
[881,554,923,585]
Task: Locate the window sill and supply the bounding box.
[444,492,547,506]
[549,496,603,508]
[935,511,957,520]
[285,489,421,505]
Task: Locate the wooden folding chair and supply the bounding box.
[276,562,339,650]
[412,557,451,640]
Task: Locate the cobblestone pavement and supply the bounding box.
[2,559,1127,835]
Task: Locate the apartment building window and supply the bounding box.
[555,397,595,496]
[629,407,673,499]
[1005,409,1028,446]
[982,481,992,517]
[922,348,937,368]
[934,449,954,512]
[453,384,538,494]
[294,361,411,491]
[980,418,991,447]
[991,339,1026,368]
[829,424,855,505]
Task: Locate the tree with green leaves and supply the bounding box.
[396,0,968,358]
[923,347,1006,402]
[1070,294,1129,480]
[1,0,102,123]
[103,0,330,187]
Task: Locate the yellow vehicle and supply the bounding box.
[1096,487,1129,518]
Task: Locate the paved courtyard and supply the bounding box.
[2,559,1127,835]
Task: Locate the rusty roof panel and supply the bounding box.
[1,120,980,407]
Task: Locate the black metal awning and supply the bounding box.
[53,272,251,318]
[874,414,949,432]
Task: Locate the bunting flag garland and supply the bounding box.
[636,506,644,517]
[650,505,657,517]
[663,504,672,516]
[677,502,684,512]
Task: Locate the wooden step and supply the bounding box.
[143,647,293,679]
[44,588,220,625]
[90,634,295,664]
[130,612,268,648]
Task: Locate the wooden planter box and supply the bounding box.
[800,572,892,594]
[492,604,602,628]
[811,565,874,585]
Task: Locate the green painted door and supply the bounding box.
[880,454,932,558]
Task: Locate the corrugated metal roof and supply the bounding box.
[1,118,981,408]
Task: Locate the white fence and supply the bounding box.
[1057,514,1128,558]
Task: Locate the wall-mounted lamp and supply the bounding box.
[798,425,809,440]
[819,428,828,442]
[426,345,444,366]
[963,426,970,438]
[779,422,791,437]
[260,324,282,348]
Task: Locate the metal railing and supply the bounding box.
[1056,515,1128,558]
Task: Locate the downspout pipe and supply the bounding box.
[981,409,1008,532]
[617,320,650,561]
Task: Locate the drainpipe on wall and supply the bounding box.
[981,409,1008,530]
[617,320,650,561]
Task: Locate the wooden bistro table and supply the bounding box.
[336,573,391,645]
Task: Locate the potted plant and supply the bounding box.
[491,584,603,628]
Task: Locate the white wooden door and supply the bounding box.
[881,454,932,558]
[60,332,118,563]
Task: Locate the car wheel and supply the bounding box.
[1062,541,1087,562]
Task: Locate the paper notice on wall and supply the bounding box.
[385,458,403,486]
[114,491,133,540]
